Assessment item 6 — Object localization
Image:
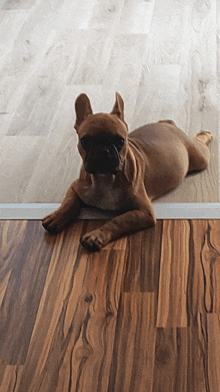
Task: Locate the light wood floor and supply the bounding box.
[1,218,220,391]
[0,0,219,203]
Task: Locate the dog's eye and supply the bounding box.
[115,137,125,151]
[81,137,91,151]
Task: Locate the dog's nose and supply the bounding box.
[102,148,110,156]
[98,147,111,158]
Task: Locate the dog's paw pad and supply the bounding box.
[42,212,66,235]
[80,238,100,252]
[80,230,109,251]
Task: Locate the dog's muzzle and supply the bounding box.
[85,145,122,174]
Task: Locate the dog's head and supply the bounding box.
[74,93,128,175]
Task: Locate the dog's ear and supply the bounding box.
[111,92,124,121]
[74,94,93,131]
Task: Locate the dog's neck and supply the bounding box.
[76,173,121,210]
[90,173,116,185]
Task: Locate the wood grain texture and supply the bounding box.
[0,220,56,365]
[1,218,220,391]
[0,0,219,203]
[157,220,190,328]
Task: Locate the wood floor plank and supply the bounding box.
[207,313,220,392]
[187,314,210,392]
[6,28,82,137]
[2,0,35,10]
[118,0,155,34]
[153,318,211,392]
[108,293,156,392]
[123,220,163,293]
[0,365,24,392]
[0,220,56,365]
[157,220,190,328]
[0,8,30,69]
[0,364,7,386]
[0,0,66,124]
[153,328,188,392]
[153,315,218,392]
[67,29,114,87]
[21,132,80,203]
[187,0,218,137]
[187,220,220,319]
[88,0,124,30]
[0,136,47,203]
[0,269,11,309]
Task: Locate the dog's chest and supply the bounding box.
[84,176,123,210]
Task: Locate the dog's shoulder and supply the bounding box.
[123,139,149,185]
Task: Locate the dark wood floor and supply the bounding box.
[0,219,220,391]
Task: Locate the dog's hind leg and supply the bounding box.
[187,131,213,173]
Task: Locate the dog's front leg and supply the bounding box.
[80,205,156,251]
[42,186,81,234]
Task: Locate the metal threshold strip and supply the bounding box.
[0,203,220,220]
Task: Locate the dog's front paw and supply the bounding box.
[42,211,69,234]
[80,229,111,251]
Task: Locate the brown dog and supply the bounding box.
[42,93,213,251]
